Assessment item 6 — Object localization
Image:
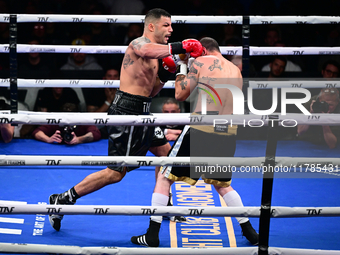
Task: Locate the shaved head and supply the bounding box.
[144,8,171,27]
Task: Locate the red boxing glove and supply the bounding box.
[169,39,203,58]
[162,56,177,73]
[182,39,203,58]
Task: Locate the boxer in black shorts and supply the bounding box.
[47,8,202,234]
[107,90,167,172]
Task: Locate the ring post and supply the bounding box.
[9,14,18,114]
[258,115,279,255]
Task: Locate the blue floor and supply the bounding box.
[0,139,339,253]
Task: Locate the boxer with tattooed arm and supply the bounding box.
[48,8,202,234]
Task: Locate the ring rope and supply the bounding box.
[1,14,340,24]
[1,112,340,126]
[2,79,339,90]
[2,44,340,55]
[3,243,340,255]
[1,155,340,170]
[1,203,340,218]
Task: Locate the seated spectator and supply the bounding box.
[254,26,282,71]
[267,56,287,79]
[32,103,101,145]
[161,98,185,141]
[60,39,103,71]
[263,26,281,46]
[321,59,339,79]
[310,59,340,97]
[261,41,302,72]
[35,87,80,112]
[84,67,119,112]
[297,88,340,149]
[251,56,287,112]
[219,24,241,46]
[18,38,53,79]
[0,99,14,143]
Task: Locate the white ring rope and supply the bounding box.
[2,44,340,55]
[1,78,339,89]
[1,155,340,169]
[0,78,174,89]
[1,14,340,24]
[0,203,339,218]
[2,244,339,255]
[0,44,242,54]
[249,80,340,89]
[1,112,340,126]
[2,78,339,90]
[1,14,243,24]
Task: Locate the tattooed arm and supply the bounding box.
[130,36,170,59]
[175,59,202,101]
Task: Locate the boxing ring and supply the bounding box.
[1,14,340,255]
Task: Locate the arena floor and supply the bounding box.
[0,139,339,254]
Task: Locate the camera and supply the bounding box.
[312,100,329,113]
[61,125,76,142]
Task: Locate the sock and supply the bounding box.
[223,190,248,224]
[69,187,80,201]
[60,187,80,204]
[148,219,161,235]
[150,193,168,223]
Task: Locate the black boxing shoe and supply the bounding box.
[131,232,160,247]
[240,220,259,245]
[48,192,75,231]
[131,220,161,247]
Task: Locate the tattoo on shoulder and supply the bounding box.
[188,60,203,75]
[201,76,217,83]
[123,54,134,69]
[131,37,151,50]
[189,65,198,75]
[193,61,204,67]
[208,59,222,71]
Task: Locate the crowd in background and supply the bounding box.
[0,0,340,146]
[0,0,339,75]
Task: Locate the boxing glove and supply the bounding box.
[162,53,190,73]
[162,55,177,73]
[158,59,173,84]
[169,39,203,58]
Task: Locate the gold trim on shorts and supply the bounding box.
[202,176,232,188]
[167,172,198,186]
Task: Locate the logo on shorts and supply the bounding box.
[154,127,164,139]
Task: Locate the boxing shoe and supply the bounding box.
[131,220,160,247]
[240,220,259,245]
[48,192,75,231]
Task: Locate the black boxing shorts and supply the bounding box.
[107,90,167,172]
[161,126,236,187]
